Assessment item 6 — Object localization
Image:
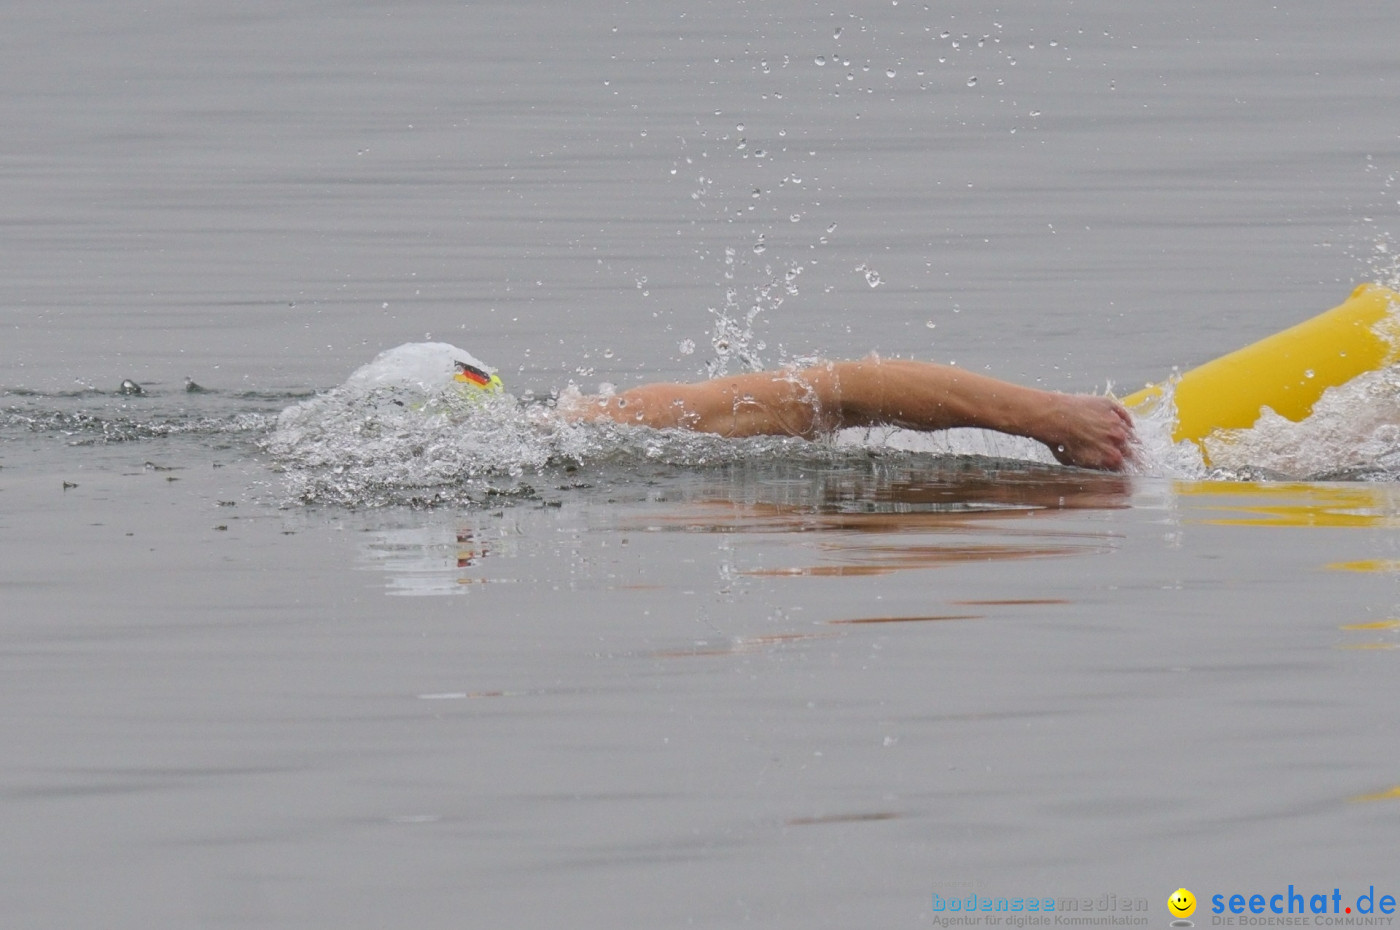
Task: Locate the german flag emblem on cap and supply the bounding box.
[452,360,504,394]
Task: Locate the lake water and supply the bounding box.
[4,1,1400,928]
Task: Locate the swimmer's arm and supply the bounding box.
[569,357,1135,471]
[567,369,834,438]
[822,359,1136,470]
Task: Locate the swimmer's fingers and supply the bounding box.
[1044,395,1137,472]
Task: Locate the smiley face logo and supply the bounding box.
[1168,888,1197,919]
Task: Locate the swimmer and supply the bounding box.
[563,356,1136,471]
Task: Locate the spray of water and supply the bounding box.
[266,342,835,506]
[704,248,806,378]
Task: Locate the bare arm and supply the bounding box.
[567,357,1135,471]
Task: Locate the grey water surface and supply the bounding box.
[4,1,1400,928]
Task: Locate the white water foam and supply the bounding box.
[1201,366,1400,479]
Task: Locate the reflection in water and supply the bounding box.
[625,461,1131,579]
[625,461,1132,535]
[353,460,1134,596]
[1336,618,1400,651]
[358,524,493,596]
[1183,486,1400,649]
[1326,559,1400,573]
[1183,482,1400,529]
[744,543,1100,577]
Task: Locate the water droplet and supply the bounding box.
[1304,369,1315,379]
[834,26,843,39]
[603,348,615,359]
[815,55,827,66]
[886,68,897,78]
[966,76,978,87]
[856,263,882,288]
[926,320,937,329]
[790,213,802,222]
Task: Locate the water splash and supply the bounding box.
[267,342,840,506]
[703,248,804,378]
[1119,384,1208,480]
[1202,366,1400,479]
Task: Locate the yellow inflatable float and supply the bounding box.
[1123,283,1400,449]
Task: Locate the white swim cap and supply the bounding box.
[344,343,503,396]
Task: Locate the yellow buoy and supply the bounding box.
[1124,283,1400,446]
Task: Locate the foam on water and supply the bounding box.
[1202,366,1400,479]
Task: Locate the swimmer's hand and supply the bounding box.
[1034,394,1137,471]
